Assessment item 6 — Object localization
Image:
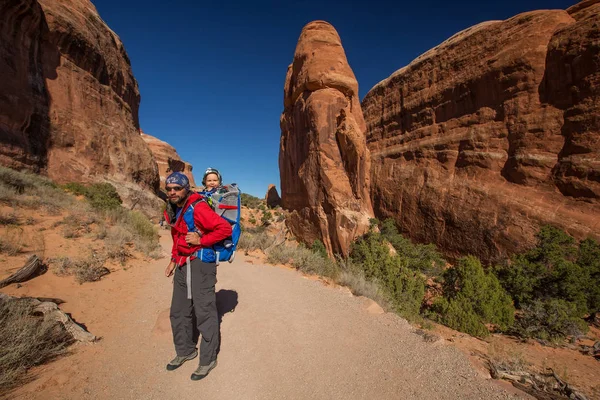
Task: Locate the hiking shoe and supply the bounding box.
[166,350,198,371]
[190,360,217,381]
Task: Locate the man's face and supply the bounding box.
[166,184,188,205]
[204,173,220,189]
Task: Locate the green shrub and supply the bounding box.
[350,231,392,281]
[261,211,272,225]
[512,299,589,342]
[248,216,256,225]
[350,232,426,319]
[578,238,600,314]
[494,226,596,341]
[63,182,122,211]
[432,256,515,337]
[311,239,328,258]
[381,255,425,317]
[379,219,445,276]
[62,182,88,196]
[431,297,491,338]
[86,183,122,211]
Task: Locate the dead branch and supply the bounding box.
[0,292,96,342]
[549,369,588,400]
[486,357,589,400]
[0,255,43,288]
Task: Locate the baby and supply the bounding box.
[202,167,222,193]
[201,167,234,251]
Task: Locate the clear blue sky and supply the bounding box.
[95,0,575,197]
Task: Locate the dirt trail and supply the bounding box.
[9,231,526,400]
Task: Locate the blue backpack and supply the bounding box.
[182,183,242,264]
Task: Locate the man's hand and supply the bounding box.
[165,261,176,277]
[185,231,201,246]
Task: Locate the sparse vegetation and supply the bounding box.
[63,182,122,211]
[0,297,72,394]
[238,226,275,251]
[51,254,110,284]
[0,226,24,256]
[261,210,272,226]
[267,244,339,279]
[0,167,160,265]
[0,211,19,225]
[240,193,262,209]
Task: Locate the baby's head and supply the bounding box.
[202,167,222,190]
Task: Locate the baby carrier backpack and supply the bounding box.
[186,183,242,264]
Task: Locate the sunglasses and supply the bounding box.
[166,186,185,192]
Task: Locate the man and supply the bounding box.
[163,172,232,380]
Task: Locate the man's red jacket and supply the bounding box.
[164,192,232,266]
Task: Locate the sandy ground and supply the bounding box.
[3,230,528,400]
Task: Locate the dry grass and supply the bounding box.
[337,270,389,307]
[0,298,72,395]
[267,244,340,279]
[56,204,97,239]
[104,208,160,256]
[238,228,276,252]
[104,226,134,264]
[0,211,20,225]
[50,254,110,284]
[0,226,24,255]
[0,167,160,260]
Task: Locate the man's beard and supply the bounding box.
[169,191,189,206]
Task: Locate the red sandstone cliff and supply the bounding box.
[0,0,160,213]
[362,3,600,262]
[279,21,374,256]
[141,132,196,188]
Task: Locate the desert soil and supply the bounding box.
[2,230,534,399]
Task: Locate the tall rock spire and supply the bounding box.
[279,21,374,256]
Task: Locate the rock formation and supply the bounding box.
[279,21,374,256]
[141,131,196,188]
[362,3,600,263]
[265,184,281,208]
[0,0,160,214]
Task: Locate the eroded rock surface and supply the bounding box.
[362,5,600,262]
[141,131,196,188]
[265,184,282,209]
[279,21,374,256]
[0,0,160,214]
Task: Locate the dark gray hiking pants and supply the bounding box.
[170,258,219,366]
